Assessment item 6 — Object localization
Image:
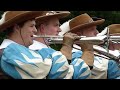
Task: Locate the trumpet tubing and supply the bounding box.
[33,35,120,61]
[109,36,120,41]
[33,35,85,38]
[33,35,120,44]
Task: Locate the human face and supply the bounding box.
[43,18,61,36]
[109,34,120,50]
[76,26,99,37]
[19,20,37,46]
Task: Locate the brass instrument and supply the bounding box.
[33,35,120,43]
[33,35,106,45]
[33,34,120,62]
[93,45,120,62]
[109,36,120,42]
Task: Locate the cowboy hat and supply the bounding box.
[69,13,105,33]
[0,11,45,32]
[108,24,120,35]
[35,11,70,26]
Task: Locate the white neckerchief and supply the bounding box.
[29,40,50,50]
[0,39,16,49]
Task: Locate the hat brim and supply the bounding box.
[35,12,70,25]
[108,24,120,34]
[69,19,105,33]
[0,11,44,32]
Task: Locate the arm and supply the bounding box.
[44,50,91,79]
[76,42,94,67]
[1,43,52,79]
[38,32,91,79]
[60,33,91,79]
[60,32,78,60]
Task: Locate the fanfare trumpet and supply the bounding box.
[33,35,120,61]
[93,45,120,62]
[109,36,120,43]
[33,35,120,44]
[33,35,107,45]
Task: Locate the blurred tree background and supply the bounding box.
[1,11,120,50]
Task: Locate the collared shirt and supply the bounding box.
[0,39,91,79]
[0,39,16,49]
[29,40,50,50]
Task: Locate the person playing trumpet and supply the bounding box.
[103,24,120,60]
[0,11,92,79]
[59,13,120,79]
[98,24,120,68]
[0,11,46,79]
[29,11,95,79]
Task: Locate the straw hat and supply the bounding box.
[69,13,105,33]
[35,11,70,26]
[0,11,45,32]
[108,24,120,34]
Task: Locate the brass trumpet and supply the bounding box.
[73,45,120,62]
[33,35,106,45]
[33,35,120,44]
[33,35,120,61]
[93,46,120,62]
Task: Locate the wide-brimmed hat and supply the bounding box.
[108,24,120,34]
[0,11,45,32]
[35,11,70,26]
[69,13,105,33]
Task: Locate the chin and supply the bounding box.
[31,41,34,45]
[29,41,33,46]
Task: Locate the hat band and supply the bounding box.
[46,11,58,16]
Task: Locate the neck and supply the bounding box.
[8,35,26,46]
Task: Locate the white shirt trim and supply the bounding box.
[29,40,49,50]
[0,39,16,49]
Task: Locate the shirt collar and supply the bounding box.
[0,39,16,49]
[29,40,49,50]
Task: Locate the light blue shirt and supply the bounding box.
[0,39,91,79]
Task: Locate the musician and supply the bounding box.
[59,13,120,79]
[29,11,95,79]
[98,24,120,68]
[106,24,120,60]
[0,11,90,79]
[0,11,46,79]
